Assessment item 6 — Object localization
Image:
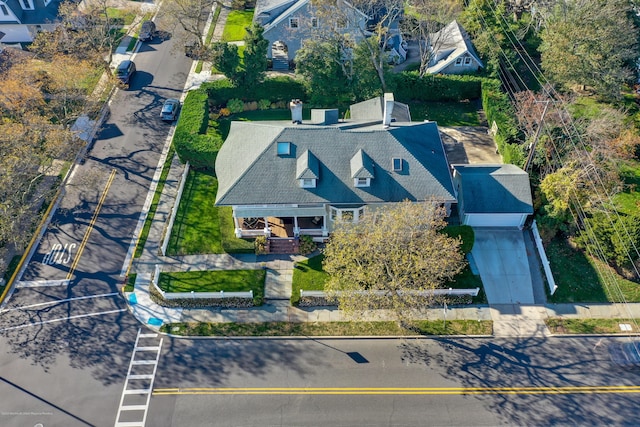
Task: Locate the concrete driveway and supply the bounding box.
[471,228,536,304]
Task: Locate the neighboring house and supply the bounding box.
[0,0,61,44]
[215,94,457,240]
[452,164,533,228]
[425,20,483,75]
[254,0,368,70]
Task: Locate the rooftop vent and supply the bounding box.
[289,99,303,124]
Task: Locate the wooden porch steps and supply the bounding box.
[267,238,299,254]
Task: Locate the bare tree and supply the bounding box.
[159,0,217,48]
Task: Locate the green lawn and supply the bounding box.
[166,170,254,255]
[614,161,640,215]
[547,237,640,303]
[222,10,254,41]
[291,253,486,305]
[161,319,493,337]
[291,254,329,304]
[158,269,264,294]
[106,7,137,26]
[407,101,481,126]
[546,318,640,334]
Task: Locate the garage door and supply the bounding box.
[464,213,524,227]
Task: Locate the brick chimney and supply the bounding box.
[383,93,394,129]
[289,99,303,124]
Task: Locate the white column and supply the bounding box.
[293,216,299,237]
[233,216,242,238]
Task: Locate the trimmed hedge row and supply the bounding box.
[480,79,524,166]
[393,72,483,102]
[173,89,222,170]
[203,76,307,106]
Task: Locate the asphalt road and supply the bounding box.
[147,336,640,427]
[0,18,192,427]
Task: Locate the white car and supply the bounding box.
[160,99,181,122]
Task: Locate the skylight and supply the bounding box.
[392,158,402,171]
[277,142,291,156]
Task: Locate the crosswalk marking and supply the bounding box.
[115,328,163,427]
[16,279,71,288]
[0,309,126,332]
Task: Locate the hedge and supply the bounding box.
[393,72,483,102]
[173,89,222,170]
[480,78,524,166]
[203,76,307,106]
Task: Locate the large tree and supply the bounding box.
[323,200,466,326]
[239,23,269,88]
[159,0,217,48]
[539,0,639,100]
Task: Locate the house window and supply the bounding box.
[0,3,8,15]
[311,17,318,28]
[289,17,299,28]
[329,206,365,222]
[392,158,402,172]
[455,57,463,66]
[300,178,316,188]
[20,0,33,9]
[464,57,471,65]
[354,177,370,187]
[277,141,291,155]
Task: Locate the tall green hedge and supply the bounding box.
[174,89,222,170]
[480,79,524,166]
[203,76,307,106]
[393,72,483,102]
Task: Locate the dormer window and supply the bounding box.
[392,158,403,171]
[289,17,299,28]
[464,57,471,65]
[354,177,370,187]
[455,57,463,66]
[311,17,318,28]
[277,142,291,155]
[0,3,9,15]
[300,178,316,188]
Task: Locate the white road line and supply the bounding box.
[0,309,126,332]
[16,279,71,288]
[0,292,119,313]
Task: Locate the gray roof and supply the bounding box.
[216,120,456,206]
[4,0,61,25]
[452,164,533,214]
[427,20,483,74]
[350,96,411,123]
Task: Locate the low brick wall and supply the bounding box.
[150,286,256,308]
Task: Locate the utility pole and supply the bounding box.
[524,100,550,173]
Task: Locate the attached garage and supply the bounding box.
[452,164,533,228]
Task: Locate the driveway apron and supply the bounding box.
[471,228,535,304]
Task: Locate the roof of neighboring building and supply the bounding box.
[452,164,533,214]
[426,20,483,74]
[3,0,61,25]
[216,120,456,206]
[350,96,411,123]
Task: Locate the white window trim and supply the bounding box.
[20,0,34,9]
[289,17,299,28]
[300,178,316,188]
[392,158,402,172]
[455,57,463,66]
[354,177,370,187]
[330,206,365,222]
[0,3,9,15]
[464,57,471,65]
[311,17,318,28]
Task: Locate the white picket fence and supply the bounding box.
[531,220,557,295]
[301,288,480,298]
[151,265,253,300]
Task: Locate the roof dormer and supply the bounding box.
[296,149,320,188]
[350,149,374,187]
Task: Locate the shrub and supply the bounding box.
[245,100,258,111]
[258,99,271,110]
[393,72,482,102]
[174,89,220,170]
[481,78,523,166]
[219,107,231,117]
[227,98,244,114]
[298,235,317,255]
[203,76,307,106]
[255,235,267,254]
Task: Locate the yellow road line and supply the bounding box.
[66,169,117,280]
[153,385,640,396]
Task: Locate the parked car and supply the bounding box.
[139,20,156,42]
[115,60,136,86]
[609,341,640,368]
[160,98,181,122]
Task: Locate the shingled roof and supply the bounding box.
[452,164,533,214]
[215,120,456,206]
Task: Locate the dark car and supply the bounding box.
[139,20,156,42]
[609,341,640,368]
[115,60,136,86]
[160,98,181,122]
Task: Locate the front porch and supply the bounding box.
[234,215,328,238]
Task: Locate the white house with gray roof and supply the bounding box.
[0,0,60,44]
[215,96,457,239]
[426,20,483,75]
[452,164,533,228]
